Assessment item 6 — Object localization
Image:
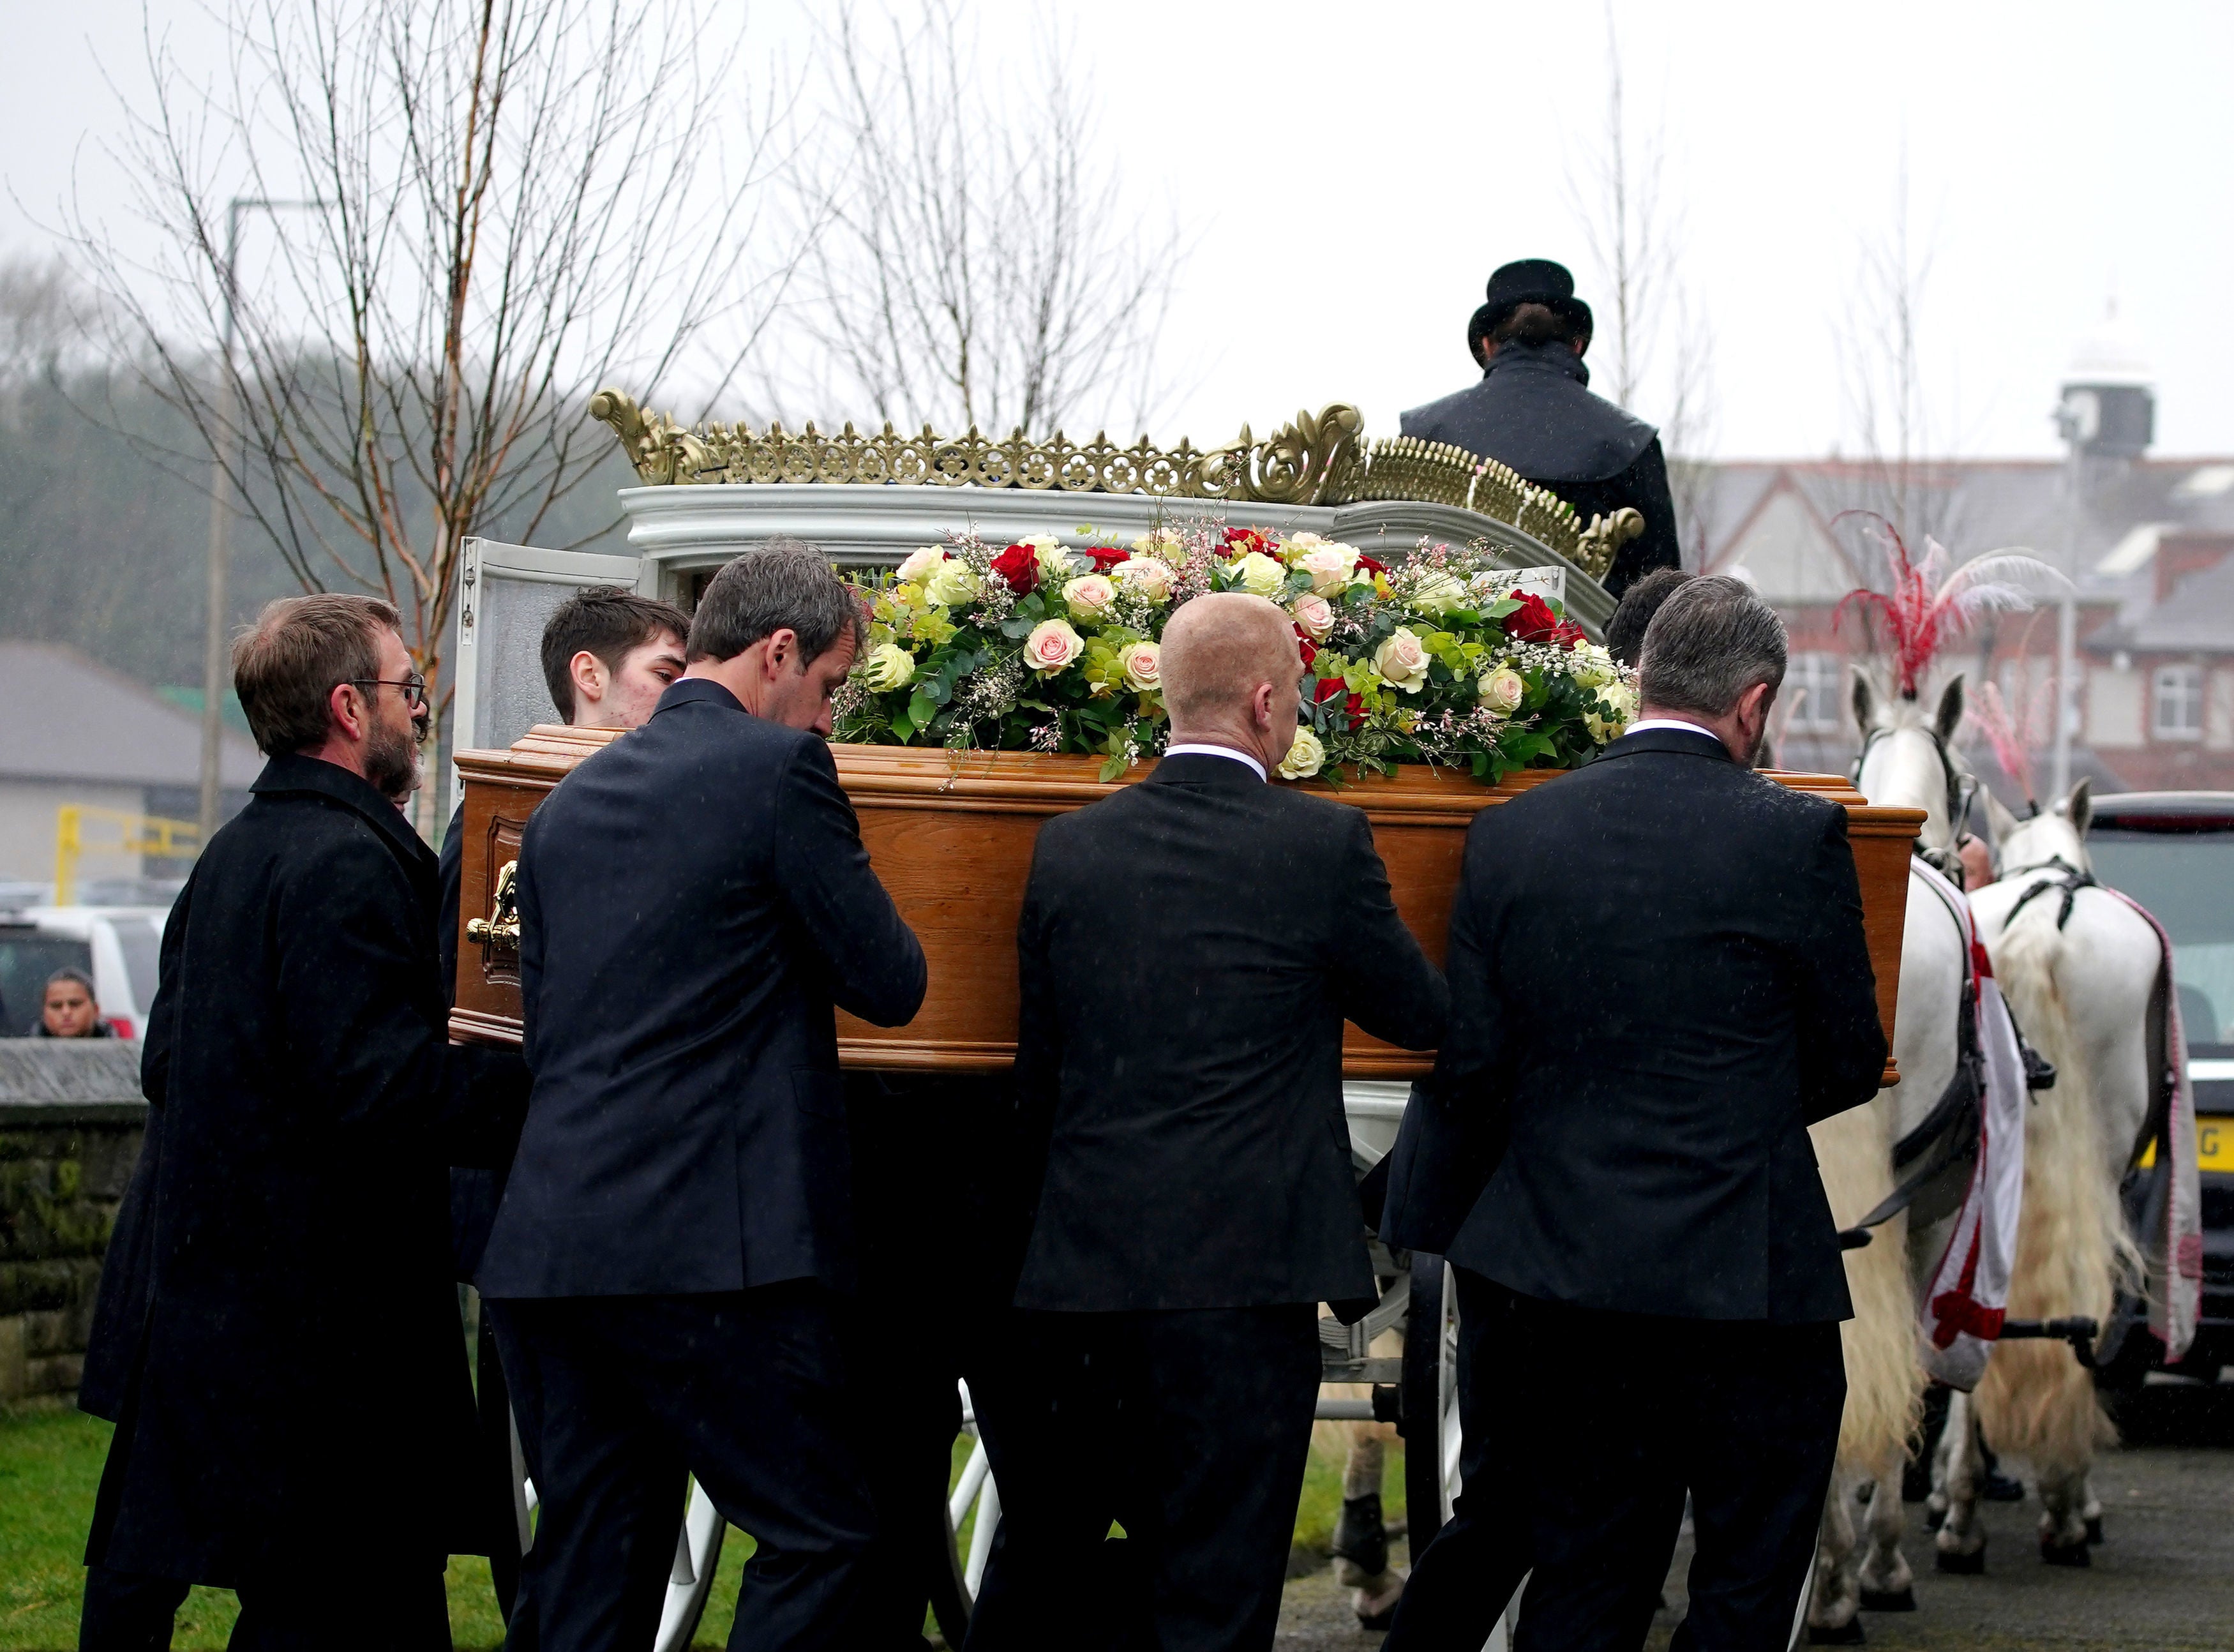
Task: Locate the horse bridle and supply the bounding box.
[1852,721,1979,877]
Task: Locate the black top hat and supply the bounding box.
[1470,259,1593,359]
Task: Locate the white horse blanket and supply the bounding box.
[1911,859,2028,1391]
[2105,889,2203,1363]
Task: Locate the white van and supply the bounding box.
[0,906,170,1039]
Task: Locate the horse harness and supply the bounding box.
[1850,721,1980,882]
[1836,864,2057,1252]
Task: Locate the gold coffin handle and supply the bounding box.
[466,859,521,947]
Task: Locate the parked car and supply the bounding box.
[2085,791,2234,1379]
[0,905,171,1039]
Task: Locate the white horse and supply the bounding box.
[1962,779,2159,1565]
[1808,670,1972,1637]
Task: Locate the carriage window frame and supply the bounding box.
[2152,662,2205,740]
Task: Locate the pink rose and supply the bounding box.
[1121,640,1162,692]
[1291,592,1335,640]
[1024,618,1084,673]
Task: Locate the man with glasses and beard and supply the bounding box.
[79,594,529,1651]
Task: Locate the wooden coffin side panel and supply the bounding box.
[830,760,1559,1075]
[449,725,622,1046]
[452,739,1922,1088]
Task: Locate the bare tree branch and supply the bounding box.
[754,0,1187,441]
[63,0,804,833]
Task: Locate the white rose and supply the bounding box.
[1228,550,1287,597]
[1023,617,1084,674]
[1412,571,1468,615]
[1284,530,1328,554]
[895,546,947,585]
[923,560,981,607]
[1291,591,1335,640]
[1477,665,1525,716]
[1113,556,1174,601]
[1121,640,1162,692]
[1061,574,1119,621]
[858,641,916,691]
[1023,534,1073,576]
[1374,626,1432,694]
[1277,725,1326,780]
[1586,679,1638,743]
[1298,544,1361,596]
[1568,642,1617,689]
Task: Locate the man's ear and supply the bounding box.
[569,649,605,708]
[325,681,366,744]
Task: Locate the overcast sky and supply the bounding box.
[7,0,2229,463]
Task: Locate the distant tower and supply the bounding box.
[2055,298,2155,459]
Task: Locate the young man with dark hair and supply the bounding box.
[1604,566,1695,669]
[80,594,529,1651]
[1401,259,1683,598]
[436,583,689,1637]
[479,540,924,1652]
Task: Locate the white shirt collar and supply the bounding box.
[1163,742,1268,782]
[1626,717,1725,744]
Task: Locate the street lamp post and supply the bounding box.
[197,197,325,845]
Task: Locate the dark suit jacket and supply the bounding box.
[1400,341,1681,596]
[1010,752,1448,1313]
[478,678,926,1300]
[87,755,529,1583]
[1382,728,1884,1324]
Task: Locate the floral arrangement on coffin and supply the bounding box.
[833,520,1638,784]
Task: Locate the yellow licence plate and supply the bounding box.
[2140,1116,2232,1172]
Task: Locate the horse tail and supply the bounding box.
[1811,1096,1925,1475]
[1972,913,2133,1471]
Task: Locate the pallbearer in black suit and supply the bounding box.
[966,594,1448,1652]
[1381,576,1886,1652]
[437,587,688,1641]
[478,542,926,1652]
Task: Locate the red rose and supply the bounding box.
[1225,527,1272,559]
[1081,545,1132,572]
[1354,553,1388,578]
[1501,592,1560,643]
[1547,620,1588,649]
[1314,676,1348,704]
[1345,691,1364,723]
[990,543,1038,594]
[1295,627,1318,668]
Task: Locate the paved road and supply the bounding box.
[1276,1381,2234,1651]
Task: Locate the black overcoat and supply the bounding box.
[1400,341,1683,596]
[1381,728,1885,1323]
[85,755,529,1585]
[1009,753,1448,1312]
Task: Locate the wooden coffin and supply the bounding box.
[451,733,1922,1084]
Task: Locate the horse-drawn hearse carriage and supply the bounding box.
[444,394,1924,1650]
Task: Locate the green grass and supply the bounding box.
[0,1401,1393,1650]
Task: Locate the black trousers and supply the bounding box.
[78,1565,189,1652]
[843,1072,1019,1652]
[1504,1296,1845,1652]
[964,1304,1321,1652]
[481,1305,545,1652]
[1382,1267,1533,1652]
[230,1569,450,1651]
[490,1285,876,1652]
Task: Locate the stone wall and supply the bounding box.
[0,1041,145,1402]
